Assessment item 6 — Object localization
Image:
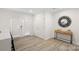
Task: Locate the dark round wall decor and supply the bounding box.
[58,16,71,27]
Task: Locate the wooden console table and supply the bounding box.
[54,29,73,44]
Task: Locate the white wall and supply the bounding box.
[52,9,79,45]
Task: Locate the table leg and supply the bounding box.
[70,34,73,44]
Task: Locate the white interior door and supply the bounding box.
[11,16,23,37]
[23,15,33,36]
[34,13,45,38]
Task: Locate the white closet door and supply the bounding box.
[23,16,33,36]
[34,13,45,38]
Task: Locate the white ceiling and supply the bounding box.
[3,8,65,14]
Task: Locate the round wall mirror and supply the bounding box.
[58,16,71,27]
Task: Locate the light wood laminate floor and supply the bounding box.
[14,36,79,51]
